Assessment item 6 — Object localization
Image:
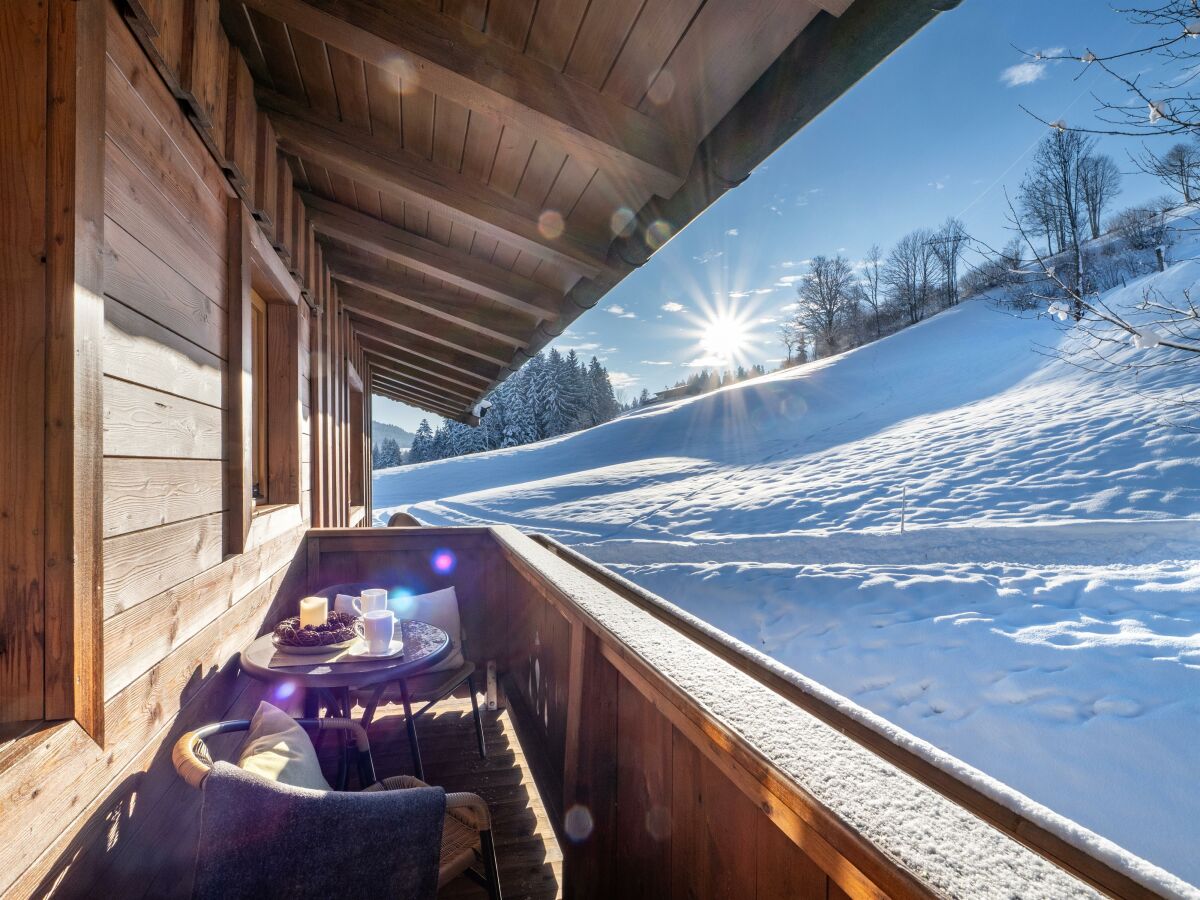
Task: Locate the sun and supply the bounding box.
[699,313,751,364]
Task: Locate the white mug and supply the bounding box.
[354,609,395,655]
[354,588,389,616]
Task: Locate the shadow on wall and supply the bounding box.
[33,555,308,898]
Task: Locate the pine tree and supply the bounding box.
[430,420,451,460]
[588,357,619,423]
[408,419,434,463]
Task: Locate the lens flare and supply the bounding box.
[538,209,565,240]
[273,681,297,702]
[564,804,594,842]
[645,70,676,106]
[645,219,673,251]
[432,549,457,575]
[609,206,636,236]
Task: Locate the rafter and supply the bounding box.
[302,192,561,321]
[370,370,468,413]
[367,363,478,405]
[371,381,462,419]
[355,328,502,385]
[263,91,607,277]
[233,0,687,195]
[325,249,531,347]
[360,346,491,395]
[340,283,513,368]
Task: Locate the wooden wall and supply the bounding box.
[0,1,372,895]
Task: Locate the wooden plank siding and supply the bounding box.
[0,0,371,893]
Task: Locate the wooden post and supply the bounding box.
[224,199,253,554]
[42,0,107,740]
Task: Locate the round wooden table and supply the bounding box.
[241,619,451,780]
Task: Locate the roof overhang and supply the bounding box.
[222,0,956,421]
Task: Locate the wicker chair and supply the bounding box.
[173,717,502,899]
[387,511,423,527]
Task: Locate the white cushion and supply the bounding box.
[388,586,465,674]
[236,701,332,791]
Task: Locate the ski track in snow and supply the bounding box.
[373,255,1200,885]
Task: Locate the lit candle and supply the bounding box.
[299,596,327,629]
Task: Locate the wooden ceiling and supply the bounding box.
[220,0,945,421]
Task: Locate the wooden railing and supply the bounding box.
[527,535,1166,900]
[305,526,1181,900]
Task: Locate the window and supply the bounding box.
[251,290,269,503]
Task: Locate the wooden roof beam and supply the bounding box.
[367,362,479,405]
[360,346,492,395]
[263,91,608,277]
[371,381,462,419]
[302,192,561,321]
[235,0,687,196]
[325,249,532,347]
[370,370,469,413]
[355,327,502,385]
[339,283,514,368]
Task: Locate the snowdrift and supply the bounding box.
[374,260,1200,884]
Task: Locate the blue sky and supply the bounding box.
[377,0,1166,431]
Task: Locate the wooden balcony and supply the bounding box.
[21,525,1168,898]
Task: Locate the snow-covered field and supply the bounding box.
[374,261,1200,884]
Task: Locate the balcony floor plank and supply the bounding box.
[319,690,564,900]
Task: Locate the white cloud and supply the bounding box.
[608,371,638,389]
[928,180,945,190]
[1000,49,1064,87]
[694,249,723,264]
[661,301,685,313]
[780,259,811,269]
[640,360,673,366]
[775,274,806,286]
[1000,60,1045,86]
[606,304,626,315]
[725,228,739,236]
[619,312,636,319]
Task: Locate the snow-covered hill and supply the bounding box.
[373,261,1200,884]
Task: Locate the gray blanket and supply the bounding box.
[193,761,444,900]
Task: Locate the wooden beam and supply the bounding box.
[355,328,501,385]
[361,347,489,398]
[302,192,561,321]
[371,371,467,413]
[363,353,479,404]
[339,283,514,368]
[327,250,530,347]
[224,199,254,554]
[262,90,607,277]
[41,0,106,739]
[370,380,462,419]
[235,0,686,195]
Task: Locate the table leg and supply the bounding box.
[400,679,424,781]
[361,683,387,729]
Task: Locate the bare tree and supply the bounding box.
[885,229,938,325]
[1079,153,1122,239]
[1023,130,1093,312]
[1018,169,1063,256]
[861,244,884,339]
[794,255,855,358]
[931,216,969,307]
[1140,142,1199,203]
[778,320,805,365]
